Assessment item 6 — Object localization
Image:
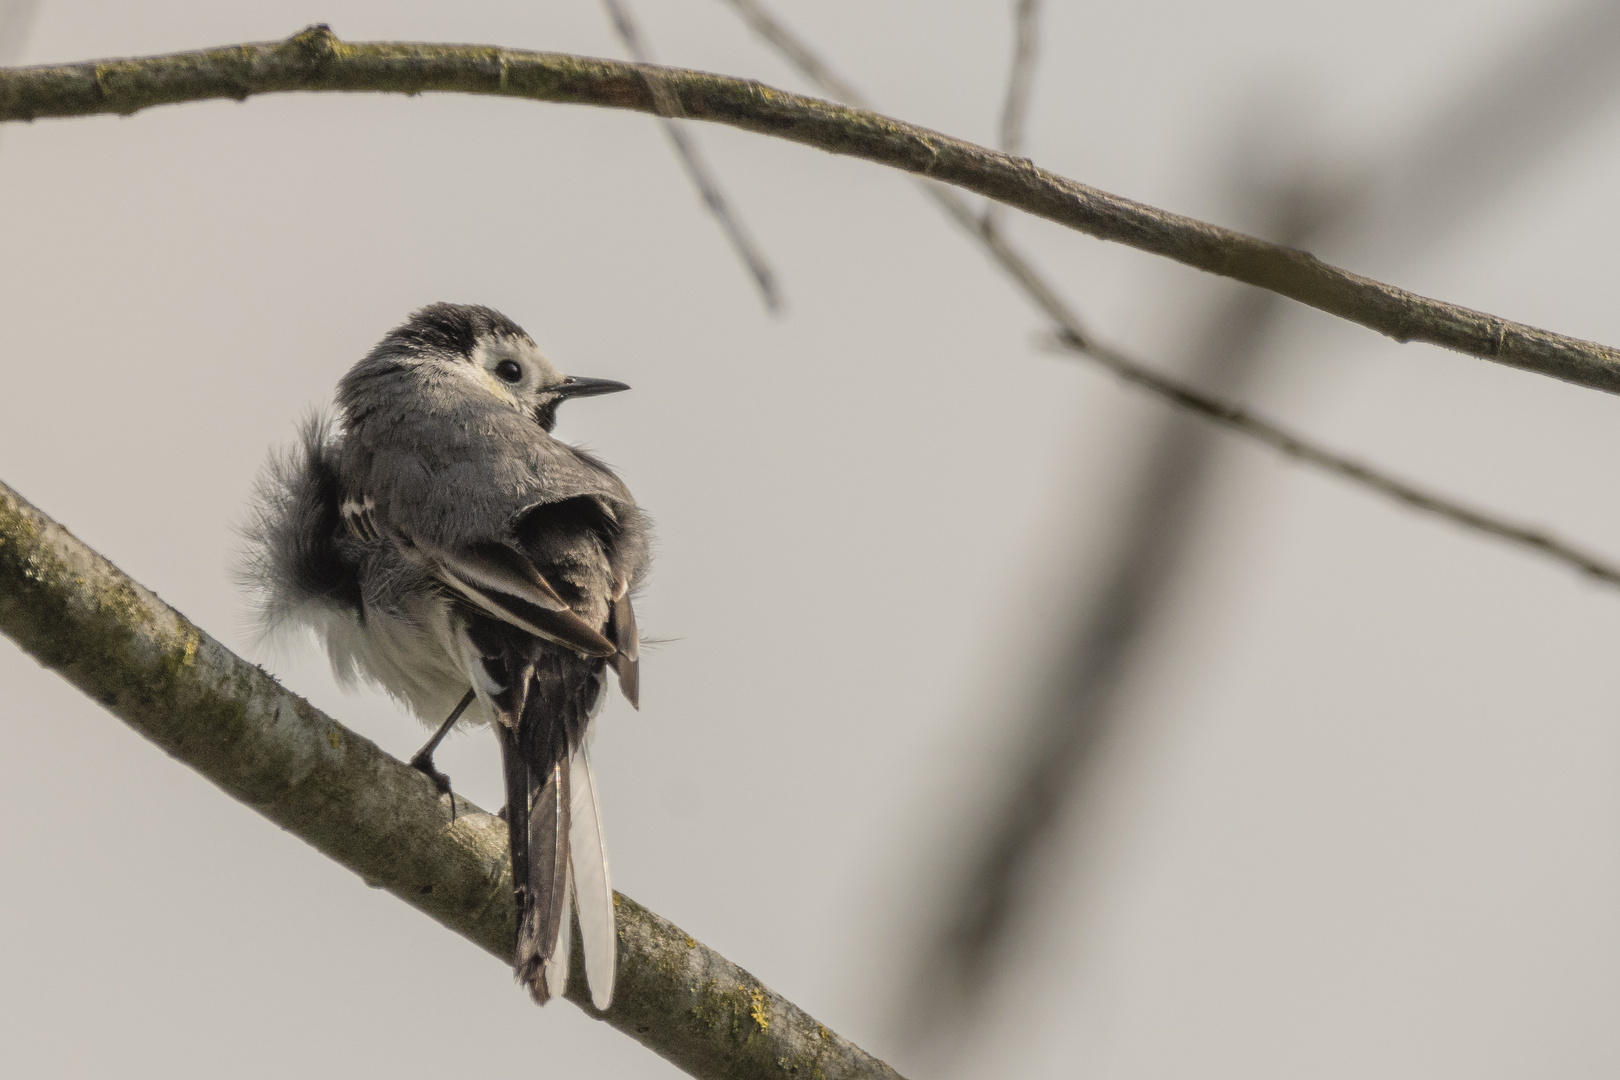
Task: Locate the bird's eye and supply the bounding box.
[495,360,523,384]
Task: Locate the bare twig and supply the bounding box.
[717,0,1620,587]
[600,0,782,313]
[0,478,904,1080]
[1054,330,1620,582]
[2,28,1619,393]
[942,0,1620,1015]
[715,0,1620,1036]
[719,0,864,105]
[997,0,1040,157]
[983,0,1041,232]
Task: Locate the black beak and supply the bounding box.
[554,375,631,399]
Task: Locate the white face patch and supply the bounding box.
[468,335,565,412]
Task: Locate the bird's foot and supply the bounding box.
[409,750,457,820]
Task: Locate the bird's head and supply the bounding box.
[359,302,629,433]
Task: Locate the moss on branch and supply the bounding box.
[0,477,903,1080]
[0,25,1616,395]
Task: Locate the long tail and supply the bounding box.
[570,743,617,1009]
[500,727,572,1004]
[496,655,618,1010]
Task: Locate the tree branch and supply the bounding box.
[1,27,1618,394]
[0,477,903,1080]
[981,0,1041,233]
[996,0,1041,159]
[717,0,1620,1035]
[1047,330,1620,583]
[717,0,1620,595]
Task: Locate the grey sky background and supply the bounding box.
[1,1,1617,1077]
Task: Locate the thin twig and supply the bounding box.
[936,1,1620,1008]
[1050,330,1620,582]
[600,0,782,313]
[982,0,1041,232]
[0,478,904,1080]
[717,0,1620,590]
[1,28,1618,392]
[970,5,1620,999]
[720,0,1620,1043]
[998,0,1040,157]
[718,8,1620,1026]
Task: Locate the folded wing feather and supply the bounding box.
[428,542,617,658]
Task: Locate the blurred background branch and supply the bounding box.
[713,0,1620,597]
[716,0,1620,1043]
[925,0,1620,1041]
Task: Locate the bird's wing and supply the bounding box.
[570,743,616,1009]
[426,540,618,658]
[607,592,640,708]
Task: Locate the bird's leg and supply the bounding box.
[410,689,475,813]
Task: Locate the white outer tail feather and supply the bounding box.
[542,858,574,1001]
[570,744,616,1009]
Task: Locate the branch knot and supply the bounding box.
[283,24,341,69]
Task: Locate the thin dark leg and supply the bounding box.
[410,688,475,816]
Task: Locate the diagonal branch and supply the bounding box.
[950,192,1620,587]
[1,27,1618,394]
[716,0,1620,1033]
[717,0,1620,589]
[0,477,903,1080]
[600,0,783,312]
[1049,329,1620,582]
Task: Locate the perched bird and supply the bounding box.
[240,303,649,1008]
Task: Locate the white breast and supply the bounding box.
[312,596,489,730]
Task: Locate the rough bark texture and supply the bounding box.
[0,477,903,1080]
[0,26,1615,395]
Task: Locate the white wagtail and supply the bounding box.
[241,303,649,1008]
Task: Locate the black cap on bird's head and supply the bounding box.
[371,302,629,432]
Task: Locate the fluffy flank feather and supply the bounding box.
[235,410,362,638]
